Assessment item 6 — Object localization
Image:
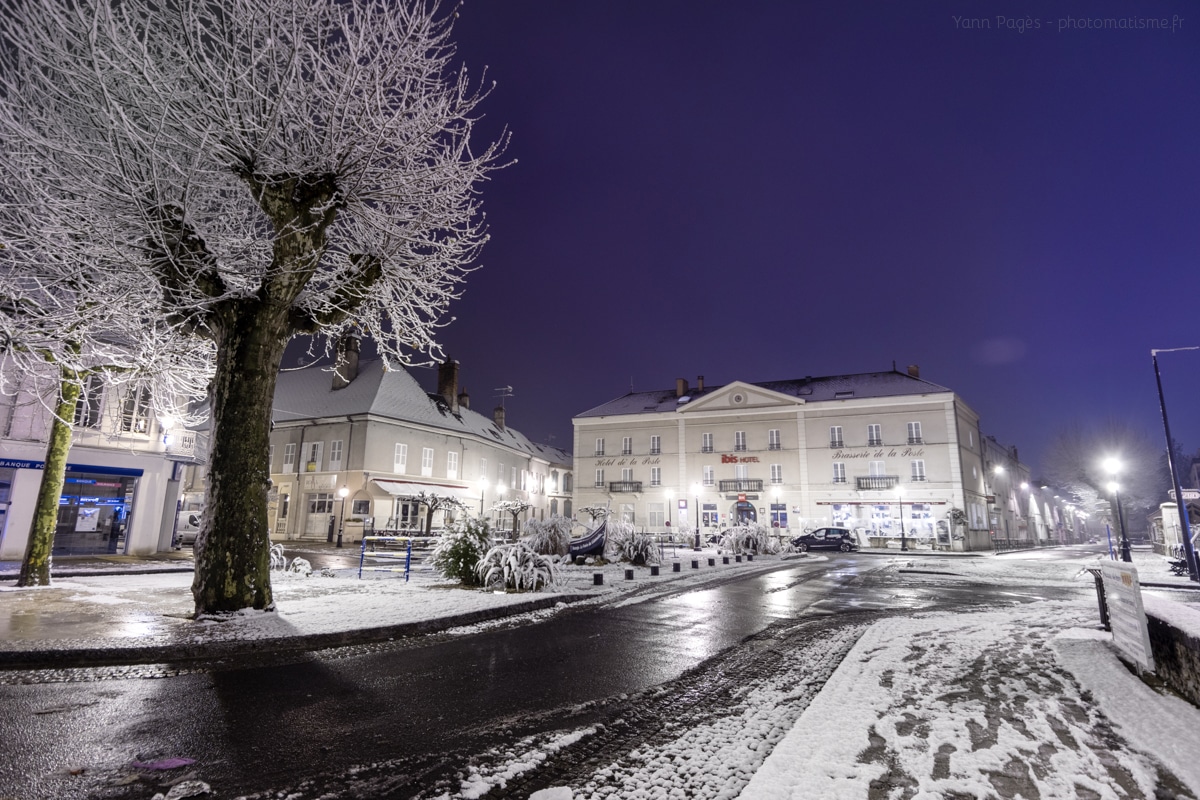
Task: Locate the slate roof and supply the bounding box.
[272,361,572,466]
[575,370,953,418]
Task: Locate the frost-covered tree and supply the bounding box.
[0,0,502,613]
[0,171,212,587]
[492,499,531,540]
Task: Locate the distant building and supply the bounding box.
[572,367,996,551]
[0,366,200,558]
[263,349,572,541]
[982,436,1035,543]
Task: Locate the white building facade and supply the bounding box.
[0,368,199,558]
[573,369,994,551]
[266,354,572,542]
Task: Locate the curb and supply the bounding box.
[0,592,595,671]
[0,566,195,581]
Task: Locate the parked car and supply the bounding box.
[792,527,857,552]
[175,510,202,547]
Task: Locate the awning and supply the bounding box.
[372,480,473,501]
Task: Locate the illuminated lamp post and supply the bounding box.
[895,484,908,552]
[1103,457,1131,562]
[1152,347,1200,581]
[691,481,703,550]
[665,488,673,532]
[336,484,349,548]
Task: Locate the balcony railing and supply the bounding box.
[856,475,899,491]
[734,444,747,452]
[910,475,927,482]
[868,439,883,448]
[594,450,604,457]
[908,437,924,445]
[719,479,764,493]
[650,448,661,455]
[830,440,844,449]
[701,446,714,453]
[769,443,782,450]
[609,480,643,493]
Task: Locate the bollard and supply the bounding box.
[650,565,660,577]
[672,561,681,572]
[707,557,716,567]
[625,569,634,581]
[747,554,753,561]
[723,556,730,565]
[735,555,743,563]
[593,572,604,586]
[691,559,699,569]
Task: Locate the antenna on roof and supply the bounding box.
[493,385,514,408]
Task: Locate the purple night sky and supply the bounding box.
[403,1,1199,472]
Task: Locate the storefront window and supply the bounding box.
[54,471,138,555]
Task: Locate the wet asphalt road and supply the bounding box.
[0,552,1089,799]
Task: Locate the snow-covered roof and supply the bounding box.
[575,370,952,418]
[272,361,572,466]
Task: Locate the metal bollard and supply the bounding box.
[625,569,634,581]
[735,555,743,563]
[650,565,660,576]
[707,557,716,567]
[594,572,604,586]
[723,556,730,565]
[672,561,681,572]
[747,554,753,561]
[691,559,699,569]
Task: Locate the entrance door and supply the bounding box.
[733,500,757,525]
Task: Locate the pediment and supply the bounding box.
[678,381,803,413]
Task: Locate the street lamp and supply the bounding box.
[691,481,702,550]
[895,484,908,551]
[665,488,673,531]
[336,484,349,548]
[1103,458,1132,562]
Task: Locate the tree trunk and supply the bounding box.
[192,304,289,616]
[18,375,80,587]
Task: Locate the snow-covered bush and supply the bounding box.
[606,520,662,566]
[431,517,493,586]
[522,515,574,556]
[721,524,787,555]
[268,544,313,576]
[475,542,560,591]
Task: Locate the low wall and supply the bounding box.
[1146,611,1200,707]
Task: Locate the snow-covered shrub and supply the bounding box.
[722,524,784,555]
[268,544,312,576]
[522,515,574,556]
[475,542,560,591]
[431,517,493,586]
[606,520,662,566]
[287,557,313,576]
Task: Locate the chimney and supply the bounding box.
[906,364,920,379]
[437,359,460,413]
[458,387,470,409]
[331,333,361,390]
[676,378,688,397]
[697,375,705,392]
[493,405,506,431]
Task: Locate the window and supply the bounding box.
[703,465,714,486]
[329,440,343,472]
[832,463,846,483]
[650,467,661,486]
[511,466,517,487]
[447,451,459,480]
[497,462,504,487]
[734,464,748,480]
[830,426,844,448]
[908,421,923,445]
[269,445,275,470]
[394,443,407,473]
[869,460,886,477]
[308,493,334,514]
[650,435,661,455]
[734,431,747,452]
[480,457,487,480]
[867,424,882,447]
[73,374,104,429]
[595,437,605,456]
[120,386,151,433]
[421,447,434,477]
[911,460,927,482]
[279,492,290,518]
[595,468,605,488]
[620,503,635,525]
[701,432,714,453]
[621,467,633,482]
[648,502,665,527]
[351,499,371,516]
[564,474,573,493]
[771,464,782,484]
[622,436,632,455]
[768,429,781,450]
[305,442,323,472]
[550,499,558,516]
[283,443,296,472]
[521,469,529,490]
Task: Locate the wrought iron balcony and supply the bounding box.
[650,448,661,455]
[719,479,763,493]
[768,443,782,450]
[908,437,924,445]
[868,439,883,448]
[609,480,643,493]
[856,475,899,491]
[829,440,845,449]
[734,444,747,452]
[701,446,714,453]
